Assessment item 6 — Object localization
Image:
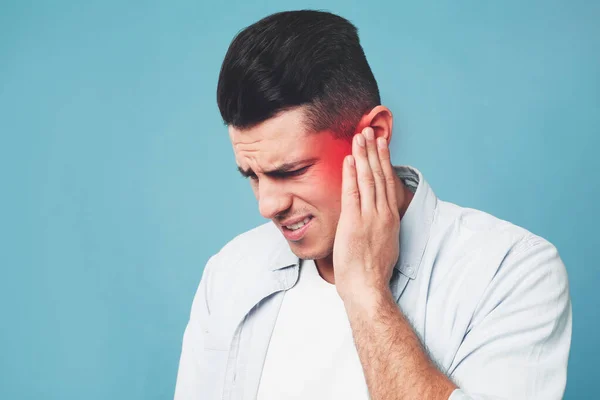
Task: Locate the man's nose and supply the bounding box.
[257,180,292,220]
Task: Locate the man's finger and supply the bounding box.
[341,154,360,213]
[377,137,399,215]
[353,131,375,215]
[364,127,388,214]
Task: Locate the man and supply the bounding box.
[174,10,571,400]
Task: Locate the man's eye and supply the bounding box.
[286,166,309,177]
[246,166,310,181]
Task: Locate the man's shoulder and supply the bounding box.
[198,221,289,317]
[429,198,568,316]
[431,199,566,294]
[436,199,549,250]
[202,221,287,286]
[219,220,283,258]
[430,198,567,286]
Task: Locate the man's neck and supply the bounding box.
[315,174,414,285]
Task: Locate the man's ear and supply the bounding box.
[354,105,394,145]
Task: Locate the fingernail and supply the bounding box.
[364,128,374,140]
[347,155,355,166]
[377,137,387,149]
[356,134,365,147]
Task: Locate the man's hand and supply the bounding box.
[333,126,401,305]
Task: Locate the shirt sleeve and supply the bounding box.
[173,254,216,400]
[447,235,572,400]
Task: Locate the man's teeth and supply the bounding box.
[286,217,311,231]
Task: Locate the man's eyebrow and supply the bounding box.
[237,157,319,178]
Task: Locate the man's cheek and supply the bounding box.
[324,168,343,188]
[318,144,351,185]
[315,169,344,200]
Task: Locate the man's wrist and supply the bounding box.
[341,284,394,319]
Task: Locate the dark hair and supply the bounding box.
[216,9,381,139]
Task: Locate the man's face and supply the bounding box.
[229,107,352,261]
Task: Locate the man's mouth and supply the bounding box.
[283,216,313,231]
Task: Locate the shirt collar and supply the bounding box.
[269,165,438,280]
[393,165,437,279]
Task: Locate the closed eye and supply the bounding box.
[282,166,310,178]
[246,166,310,181]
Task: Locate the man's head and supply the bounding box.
[217,10,393,261]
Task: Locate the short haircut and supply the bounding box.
[216,9,381,139]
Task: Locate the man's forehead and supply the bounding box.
[226,107,335,174]
[228,109,310,143]
[230,127,309,158]
[232,135,316,172]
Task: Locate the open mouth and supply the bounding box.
[283,216,313,231]
[282,216,314,241]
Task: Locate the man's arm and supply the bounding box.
[344,288,457,400]
[344,236,571,400]
[332,127,571,399]
[332,127,457,399]
[173,255,216,400]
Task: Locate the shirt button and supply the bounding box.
[406,266,414,275]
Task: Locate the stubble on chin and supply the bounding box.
[288,236,334,261]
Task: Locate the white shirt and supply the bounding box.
[174,165,572,400]
[257,259,370,400]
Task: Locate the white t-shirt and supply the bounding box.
[256,259,370,400]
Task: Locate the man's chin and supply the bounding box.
[288,242,332,261]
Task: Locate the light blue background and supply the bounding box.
[1,1,598,399]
